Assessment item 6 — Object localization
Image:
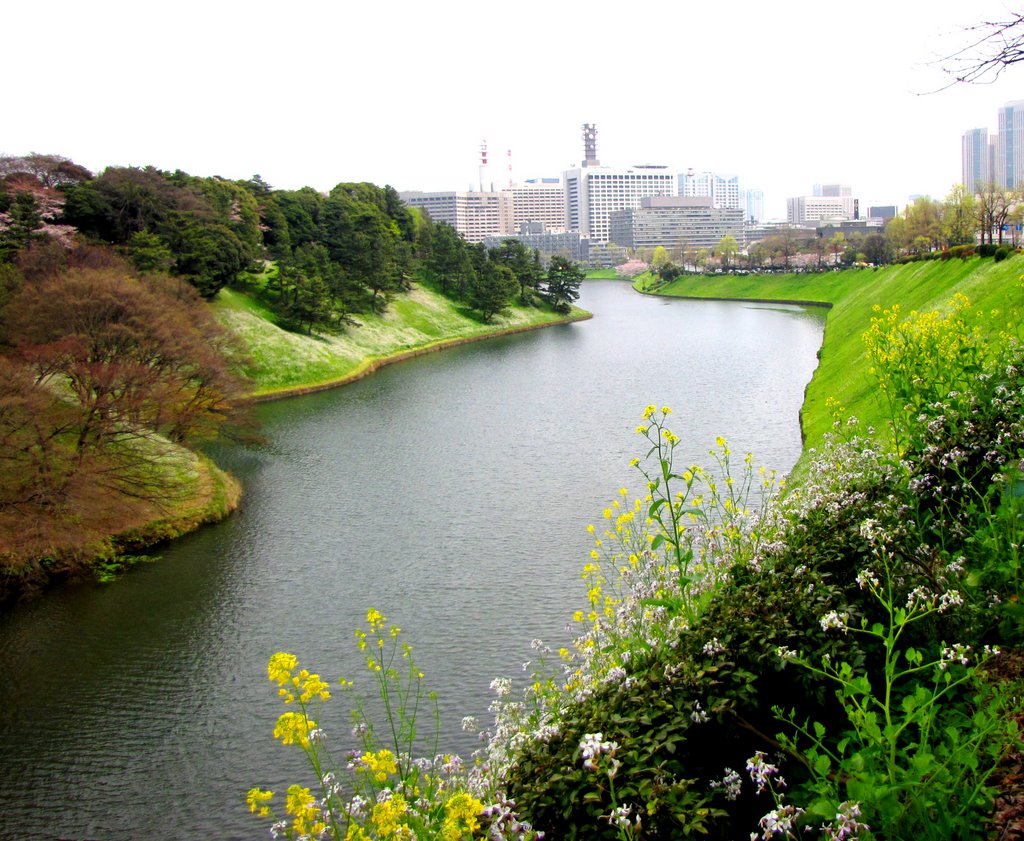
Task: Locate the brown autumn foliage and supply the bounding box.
[0,257,249,575]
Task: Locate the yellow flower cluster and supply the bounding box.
[267,652,297,685]
[357,748,398,783]
[246,787,273,817]
[285,784,326,837]
[266,652,332,704]
[366,607,386,632]
[441,791,485,840]
[370,793,410,837]
[864,294,980,396]
[274,711,316,748]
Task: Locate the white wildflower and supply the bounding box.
[820,611,848,633]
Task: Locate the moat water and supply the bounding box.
[0,281,825,840]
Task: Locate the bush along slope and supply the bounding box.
[493,298,1023,840]
[250,296,1022,840]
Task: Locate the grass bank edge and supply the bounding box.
[214,284,592,400]
[0,451,241,596]
[633,256,1024,466]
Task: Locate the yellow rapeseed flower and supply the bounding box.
[442,791,485,840]
[358,748,398,783]
[267,652,297,686]
[274,712,315,748]
[371,794,410,837]
[285,784,324,837]
[246,787,274,817]
[298,671,331,703]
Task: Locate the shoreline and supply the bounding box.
[248,309,593,402]
[0,455,241,604]
[0,309,590,600]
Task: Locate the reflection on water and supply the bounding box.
[0,282,825,840]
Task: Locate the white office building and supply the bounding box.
[564,165,677,243]
[399,190,514,243]
[787,194,858,224]
[508,179,568,233]
[609,196,745,251]
[680,170,741,209]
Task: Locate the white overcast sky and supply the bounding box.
[6,0,1024,219]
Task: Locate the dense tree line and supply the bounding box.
[419,218,582,320]
[0,153,585,576]
[1,153,585,329]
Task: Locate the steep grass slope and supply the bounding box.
[640,257,1023,453]
[212,284,590,398]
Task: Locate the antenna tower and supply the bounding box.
[582,124,599,167]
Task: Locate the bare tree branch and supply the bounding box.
[937,11,1024,86]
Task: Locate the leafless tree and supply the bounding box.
[938,10,1024,85]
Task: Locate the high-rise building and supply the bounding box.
[563,124,676,243]
[399,190,514,243]
[680,170,741,209]
[740,189,764,223]
[787,194,858,224]
[508,179,568,233]
[609,196,745,251]
[564,165,677,243]
[962,128,990,193]
[996,100,1024,188]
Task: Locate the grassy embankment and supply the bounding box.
[213,283,591,399]
[635,257,1024,465]
[1,283,587,596]
[583,267,622,279]
[0,444,240,596]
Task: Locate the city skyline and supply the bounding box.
[6,0,1024,222]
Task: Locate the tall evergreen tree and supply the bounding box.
[544,256,584,313]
